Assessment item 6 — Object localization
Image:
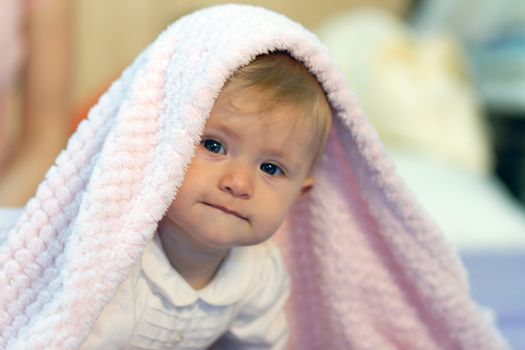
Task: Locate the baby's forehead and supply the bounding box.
[256,102,324,149]
[224,108,321,168]
[220,88,318,135]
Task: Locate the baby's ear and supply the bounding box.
[300,176,315,196]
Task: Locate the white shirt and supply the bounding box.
[81,235,290,349]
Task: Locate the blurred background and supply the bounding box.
[1,0,524,347]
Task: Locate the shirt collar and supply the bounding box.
[141,234,254,306]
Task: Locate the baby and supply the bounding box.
[81,52,331,348]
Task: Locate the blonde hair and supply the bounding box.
[225,51,332,171]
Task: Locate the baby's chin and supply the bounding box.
[188,221,258,247]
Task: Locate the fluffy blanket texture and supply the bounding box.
[0,4,508,349]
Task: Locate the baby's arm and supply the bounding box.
[211,243,291,349]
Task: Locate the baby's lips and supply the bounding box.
[203,202,248,221]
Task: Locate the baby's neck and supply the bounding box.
[157,224,229,290]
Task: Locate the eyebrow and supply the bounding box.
[212,122,240,141]
[262,146,301,172]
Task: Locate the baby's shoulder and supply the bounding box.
[237,241,288,290]
[242,240,285,274]
[232,241,290,314]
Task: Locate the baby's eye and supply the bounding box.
[201,139,225,154]
[260,163,284,176]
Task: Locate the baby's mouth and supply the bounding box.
[203,202,249,221]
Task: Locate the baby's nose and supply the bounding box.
[218,163,254,199]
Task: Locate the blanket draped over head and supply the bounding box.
[0,4,508,349]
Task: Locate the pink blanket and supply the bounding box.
[0,4,508,349]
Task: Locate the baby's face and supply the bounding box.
[163,86,318,253]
